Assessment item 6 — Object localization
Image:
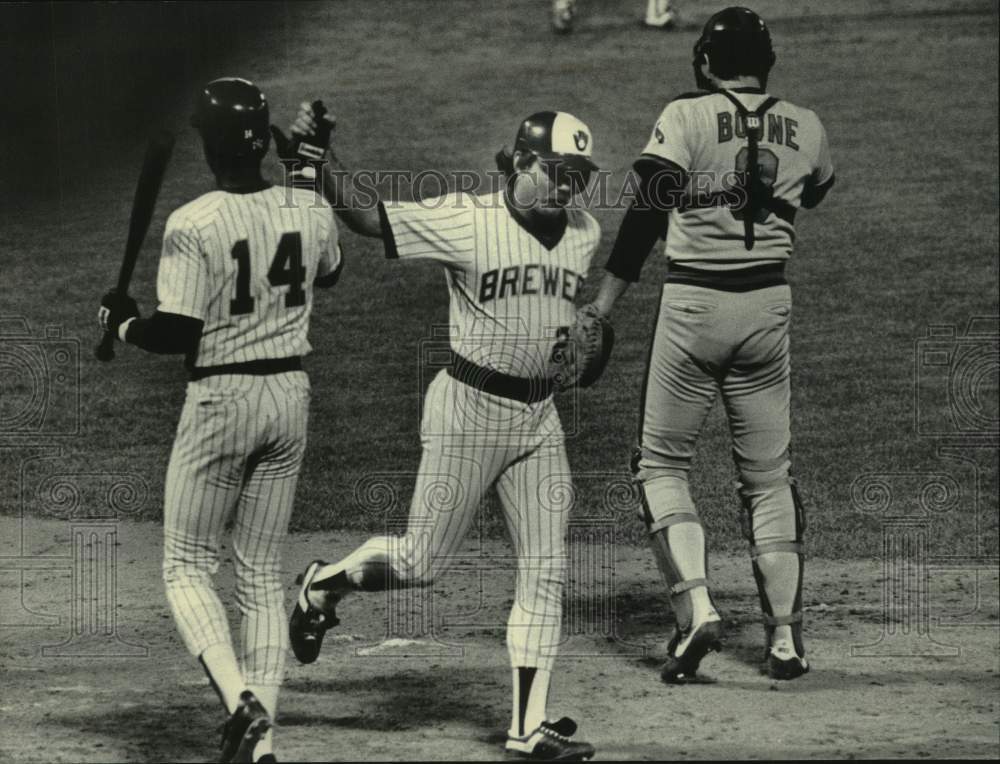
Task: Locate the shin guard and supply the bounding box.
[741,478,806,657]
[640,493,710,634]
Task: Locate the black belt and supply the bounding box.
[189,357,303,381]
[447,354,553,404]
[665,262,787,292]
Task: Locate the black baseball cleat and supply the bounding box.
[660,617,724,684]
[289,559,340,664]
[767,640,810,680]
[255,756,278,764]
[506,717,595,761]
[219,690,271,763]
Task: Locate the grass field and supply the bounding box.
[1,0,997,561]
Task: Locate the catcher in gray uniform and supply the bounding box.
[589,7,835,683]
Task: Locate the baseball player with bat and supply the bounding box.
[587,7,835,683]
[270,104,608,760]
[98,77,342,763]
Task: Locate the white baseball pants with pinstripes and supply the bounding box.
[346,369,572,672]
[163,371,309,687]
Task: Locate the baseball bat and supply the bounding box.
[95,129,176,362]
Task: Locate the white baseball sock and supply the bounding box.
[200,643,246,714]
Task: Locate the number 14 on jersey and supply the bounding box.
[230,232,306,316]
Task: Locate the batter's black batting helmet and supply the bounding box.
[191,77,270,159]
[692,7,776,90]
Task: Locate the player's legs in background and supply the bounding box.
[495,430,569,739]
[551,0,577,34]
[721,285,808,679]
[643,0,676,29]
[162,376,256,713]
[231,372,310,760]
[636,287,724,680]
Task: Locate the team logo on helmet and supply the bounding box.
[574,130,589,151]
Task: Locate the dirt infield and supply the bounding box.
[1,516,996,762]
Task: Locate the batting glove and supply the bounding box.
[271,100,335,183]
[98,288,139,339]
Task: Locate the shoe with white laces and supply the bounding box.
[506,717,595,761]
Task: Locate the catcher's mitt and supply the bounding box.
[549,303,615,391]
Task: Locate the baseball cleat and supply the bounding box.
[289,559,340,664]
[219,690,271,763]
[255,756,278,764]
[506,717,595,761]
[767,639,809,680]
[660,617,724,684]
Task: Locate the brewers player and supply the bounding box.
[588,7,835,683]
[272,106,599,760]
[98,78,342,763]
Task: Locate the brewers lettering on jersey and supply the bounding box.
[98,78,341,764]
[590,7,835,687]
[271,105,599,762]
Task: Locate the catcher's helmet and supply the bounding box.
[191,77,269,159]
[692,7,776,90]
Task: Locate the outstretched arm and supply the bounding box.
[272,102,383,238]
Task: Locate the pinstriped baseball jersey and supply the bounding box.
[383,191,601,378]
[158,186,340,366]
[642,90,833,264]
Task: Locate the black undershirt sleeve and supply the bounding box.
[124,311,203,355]
[604,156,688,283]
[801,173,835,209]
[377,201,399,259]
[314,257,344,288]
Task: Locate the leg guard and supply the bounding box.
[739,476,806,658]
[634,449,714,633]
[645,509,709,634]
